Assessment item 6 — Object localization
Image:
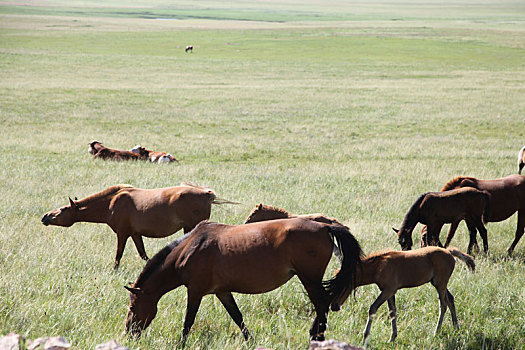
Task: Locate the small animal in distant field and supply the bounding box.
[395,187,490,254]
[129,145,178,164]
[423,175,525,255]
[244,203,346,257]
[88,141,148,161]
[41,183,228,269]
[185,45,193,53]
[124,218,363,344]
[330,246,475,345]
[518,146,525,174]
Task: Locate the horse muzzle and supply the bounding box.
[41,214,52,226]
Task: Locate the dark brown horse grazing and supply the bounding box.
[331,246,475,345]
[88,141,148,161]
[395,187,490,253]
[436,175,525,255]
[41,184,224,268]
[124,218,363,345]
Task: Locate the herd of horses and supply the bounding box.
[40,149,525,346]
[88,140,177,163]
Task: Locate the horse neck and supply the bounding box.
[73,196,113,224]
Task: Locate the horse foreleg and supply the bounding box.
[444,221,460,247]
[216,292,251,340]
[363,290,394,346]
[387,295,397,342]
[507,211,524,255]
[181,293,202,348]
[445,289,459,329]
[427,224,444,247]
[131,235,149,261]
[114,234,129,269]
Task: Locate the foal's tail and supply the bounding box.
[323,224,363,311]
[447,247,475,272]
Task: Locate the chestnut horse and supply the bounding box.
[395,187,490,253]
[518,146,525,175]
[129,145,178,164]
[88,141,148,161]
[435,175,525,255]
[330,246,475,345]
[42,183,225,268]
[124,218,363,345]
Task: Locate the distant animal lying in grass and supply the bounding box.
[185,45,193,53]
[330,246,475,345]
[518,146,525,174]
[394,187,490,254]
[41,183,224,269]
[88,140,148,161]
[129,145,178,163]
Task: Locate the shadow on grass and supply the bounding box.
[441,331,524,350]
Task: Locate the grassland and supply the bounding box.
[1,1,524,349]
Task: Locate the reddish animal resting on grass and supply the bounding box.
[124,218,363,345]
[421,174,525,255]
[88,140,148,161]
[395,187,490,254]
[41,183,228,268]
[129,145,178,164]
[330,246,475,345]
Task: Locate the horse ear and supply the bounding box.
[257,203,263,209]
[392,227,399,234]
[68,197,78,209]
[124,285,142,295]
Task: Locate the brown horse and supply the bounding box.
[129,145,178,164]
[395,187,490,253]
[41,183,224,268]
[88,141,148,161]
[185,45,193,53]
[331,246,475,345]
[244,203,346,257]
[518,146,525,175]
[436,175,525,255]
[124,218,363,345]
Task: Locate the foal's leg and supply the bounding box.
[507,210,524,255]
[216,292,251,340]
[363,289,395,345]
[131,235,149,261]
[472,217,489,253]
[181,293,203,347]
[465,220,480,255]
[445,289,459,329]
[444,221,460,247]
[113,234,129,269]
[387,295,397,342]
[297,277,330,341]
[434,288,448,336]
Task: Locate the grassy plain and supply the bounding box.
[1,1,524,349]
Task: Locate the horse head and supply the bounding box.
[124,285,158,337]
[88,140,103,155]
[41,197,79,227]
[244,203,290,224]
[393,227,413,251]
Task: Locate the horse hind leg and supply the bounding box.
[363,289,395,345]
[113,234,129,269]
[507,211,524,255]
[472,217,489,253]
[387,295,397,342]
[465,220,480,255]
[445,289,459,329]
[216,292,251,340]
[297,276,330,341]
[131,235,149,261]
[444,221,460,248]
[434,289,448,336]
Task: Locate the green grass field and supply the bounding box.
[1,1,524,349]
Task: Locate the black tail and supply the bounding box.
[323,225,363,310]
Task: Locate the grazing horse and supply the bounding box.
[41,183,224,268]
[436,175,525,255]
[244,203,345,257]
[330,246,475,345]
[395,187,490,253]
[185,45,193,53]
[124,218,363,345]
[129,145,178,164]
[88,141,148,161]
[518,146,525,175]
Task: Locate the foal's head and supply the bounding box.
[393,227,413,250]
[88,140,103,155]
[41,198,79,227]
[244,203,291,224]
[125,286,157,337]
